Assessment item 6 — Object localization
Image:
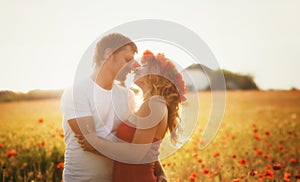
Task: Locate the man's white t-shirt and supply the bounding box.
[60,77,134,182]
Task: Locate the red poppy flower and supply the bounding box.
[57,162,64,169]
[38,141,45,147]
[7,150,17,157]
[290,158,297,164]
[263,154,269,159]
[272,163,281,170]
[257,173,264,178]
[161,61,174,74]
[232,154,237,159]
[188,175,196,182]
[38,118,44,123]
[0,144,3,148]
[166,161,172,166]
[191,172,198,177]
[284,172,291,181]
[256,149,263,156]
[155,53,165,62]
[264,170,274,179]
[141,50,187,102]
[254,133,261,140]
[141,50,154,64]
[202,169,210,174]
[213,151,220,157]
[265,131,271,135]
[266,165,272,169]
[239,159,248,165]
[192,153,198,158]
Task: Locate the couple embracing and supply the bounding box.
[61,33,186,182]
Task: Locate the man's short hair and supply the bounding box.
[93,33,138,66]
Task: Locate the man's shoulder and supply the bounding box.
[61,77,93,100]
[73,77,93,89]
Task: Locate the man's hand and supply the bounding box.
[75,134,98,154]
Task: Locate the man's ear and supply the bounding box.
[104,48,113,60]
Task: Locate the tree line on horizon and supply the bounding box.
[207,69,259,90]
[0,89,63,102]
[2,69,295,102]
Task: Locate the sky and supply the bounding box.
[0,0,299,92]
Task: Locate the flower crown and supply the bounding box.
[141,50,187,102]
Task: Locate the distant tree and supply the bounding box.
[0,90,24,102]
[207,69,259,90]
[0,90,63,102]
[290,87,298,91]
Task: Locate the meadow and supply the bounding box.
[0,91,299,182]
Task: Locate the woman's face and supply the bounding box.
[133,64,150,89]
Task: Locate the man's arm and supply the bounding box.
[68,116,104,156]
[73,116,159,163]
[73,117,167,180]
[68,116,94,136]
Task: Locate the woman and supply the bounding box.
[78,50,186,182]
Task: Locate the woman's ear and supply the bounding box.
[104,48,113,60]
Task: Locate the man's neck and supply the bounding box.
[92,66,115,90]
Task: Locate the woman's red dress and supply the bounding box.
[113,122,159,182]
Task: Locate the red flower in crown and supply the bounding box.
[141,50,154,64]
[141,50,187,102]
[155,53,165,62]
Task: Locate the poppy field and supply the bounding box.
[0,91,300,181]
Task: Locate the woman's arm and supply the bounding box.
[75,116,160,164]
[131,98,168,182]
[77,96,167,163]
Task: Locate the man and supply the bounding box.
[61,33,167,182]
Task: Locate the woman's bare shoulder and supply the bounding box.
[136,95,167,117]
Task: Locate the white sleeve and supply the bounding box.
[60,85,92,121]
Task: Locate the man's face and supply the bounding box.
[113,45,135,81]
